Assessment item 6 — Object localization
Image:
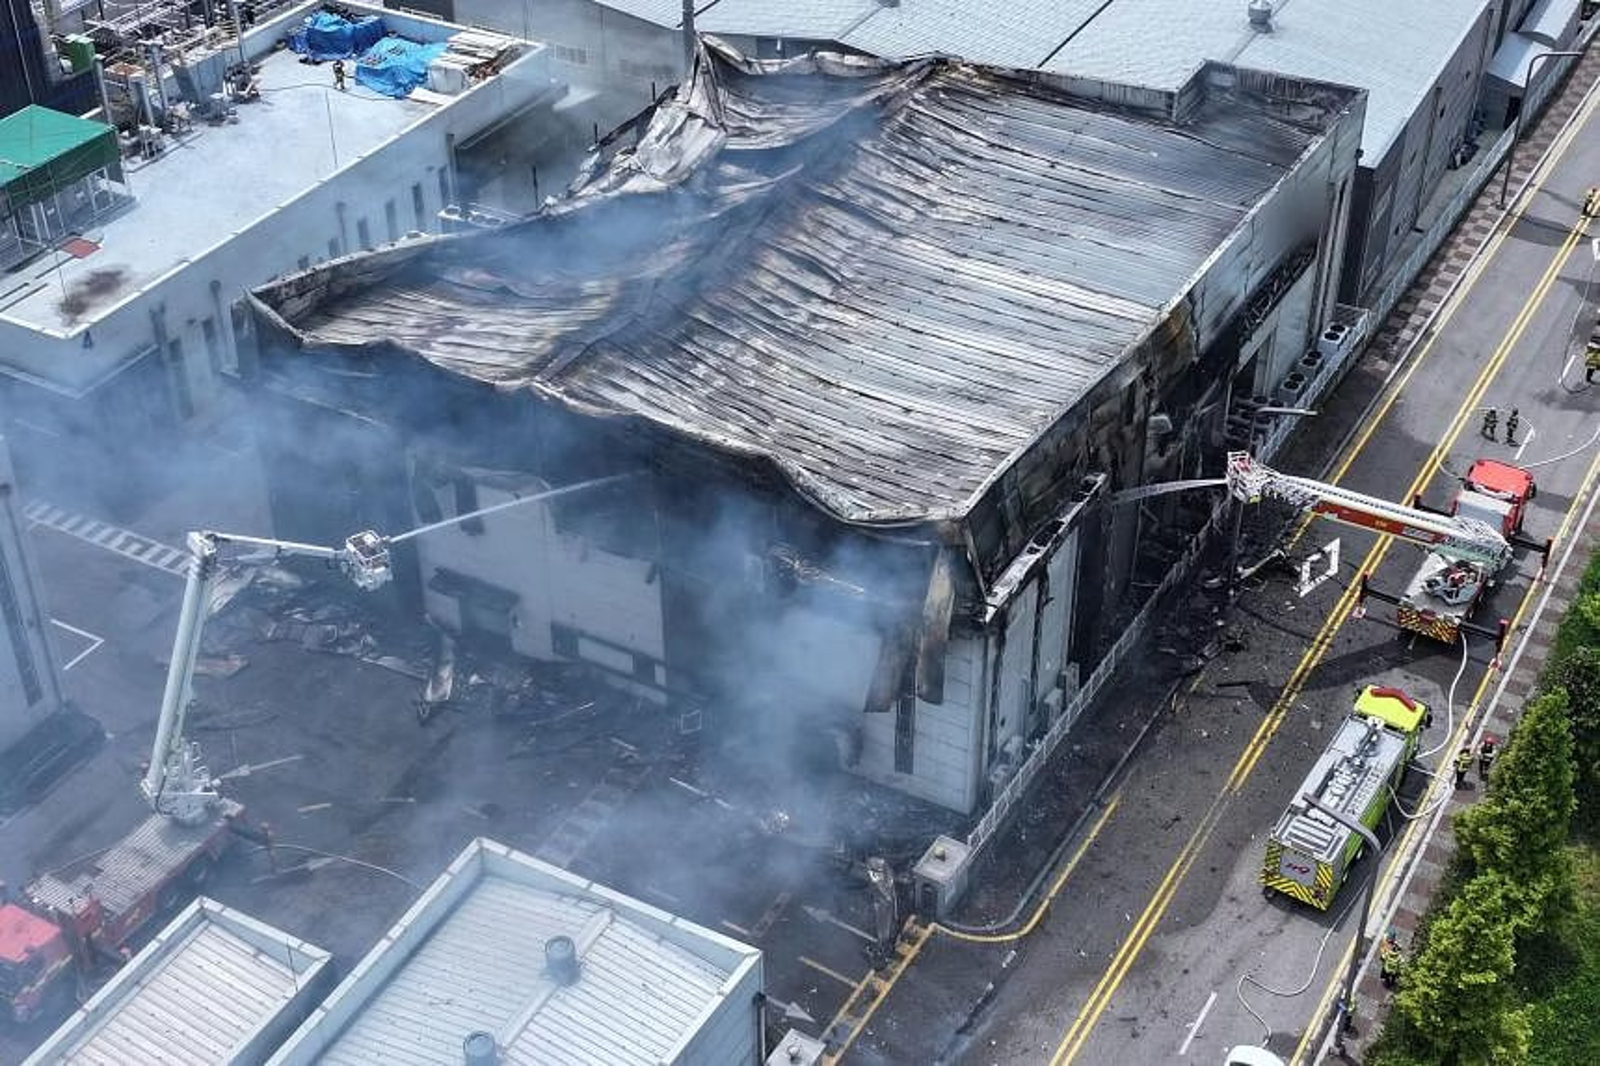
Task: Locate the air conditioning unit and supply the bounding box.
[1275,370,1308,405]
[1316,322,1353,360]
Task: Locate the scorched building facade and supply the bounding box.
[248,45,1364,814]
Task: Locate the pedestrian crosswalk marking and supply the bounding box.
[22,500,187,577]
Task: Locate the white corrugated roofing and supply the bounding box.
[1041,0,1493,160]
[837,0,1107,68]
[268,839,762,1066]
[590,0,694,29]
[696,0,880,39]
[24,899,330,1066]
[595,0,1495,163]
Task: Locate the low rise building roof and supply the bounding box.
[23,898,332,1066]
[597,0,1490,160]
[266,838,762,1066]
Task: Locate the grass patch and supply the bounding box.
[1522,845,1600,1066]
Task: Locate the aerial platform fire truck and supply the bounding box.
[1261,685,1428,909]
[1224,452,1549,648]
[1365,459,1549,646]
[0,529,391,1024]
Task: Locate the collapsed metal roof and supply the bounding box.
[253,43,1354,529]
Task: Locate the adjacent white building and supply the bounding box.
[23,897,333,1066]
[267,837,765,1066]
[0,0,566,472]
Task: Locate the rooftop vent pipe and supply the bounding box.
[1247,0,1273,31]
[462,1031,497,1066]
[545,935,580,985]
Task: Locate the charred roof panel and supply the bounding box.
[254,45,1357,528]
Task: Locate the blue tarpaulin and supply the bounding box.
[289,11,386,61]
[355,37,448,98]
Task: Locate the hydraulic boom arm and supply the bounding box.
[143,529,392,824]
[1224,452,1511,568]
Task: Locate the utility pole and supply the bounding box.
[1498,51,1581,207]
[1302,792,1381,1056]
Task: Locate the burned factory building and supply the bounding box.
[246,45,1364,815]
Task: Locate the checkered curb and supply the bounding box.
[1341,469,1600,1057]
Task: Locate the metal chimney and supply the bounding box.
[545,935,580,985]
[1247,0,1273,31]
[462,1031,497,1066]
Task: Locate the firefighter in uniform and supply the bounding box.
[1481,407,1498,441]
[1379,932,1406,990]
[1505,407,1520,446]
[1478,735,1498,783]
[1454,744,1473,788]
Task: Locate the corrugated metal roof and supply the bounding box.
[24,899,330,1066]
[594,0,1490,163]
[267,839,761,1066]
[587,0,694,29]
[1038,0,1492,160]
[256,46,1350,527]
[838,0,1108,69]
[696,0,881,40]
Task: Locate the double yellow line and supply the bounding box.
[1048,213,1591,1065]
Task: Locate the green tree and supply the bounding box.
[1552,588,1600,662]
[1454,690,1576,928]
[1545,647,1600,826]
[1396,872,1530,1063]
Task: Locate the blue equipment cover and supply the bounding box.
[290,11,386,61]
[355,37,448,98]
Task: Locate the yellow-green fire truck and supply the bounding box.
[1261,686,1427,909]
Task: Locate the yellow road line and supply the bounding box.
[824,922,932,1063]
[1289,439,1600,1065]
[801,955,861,989]
[936,794,1122,944]
[1049,211,1590,1066]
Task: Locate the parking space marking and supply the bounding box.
[721,919,753,937]
[49,618,104,671]
[1178,990,1217,1057]
[801,955,859,989]
[23,499,188,577]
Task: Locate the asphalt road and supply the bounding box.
[845,63,1600,1066]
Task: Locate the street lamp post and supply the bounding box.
[1498,50,1582,207]
[1301,792,1382,1055]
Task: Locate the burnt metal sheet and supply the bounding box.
[255,44,1349,529]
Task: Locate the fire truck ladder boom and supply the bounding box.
[1224,452,1511,568]
[143,528,393,825]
